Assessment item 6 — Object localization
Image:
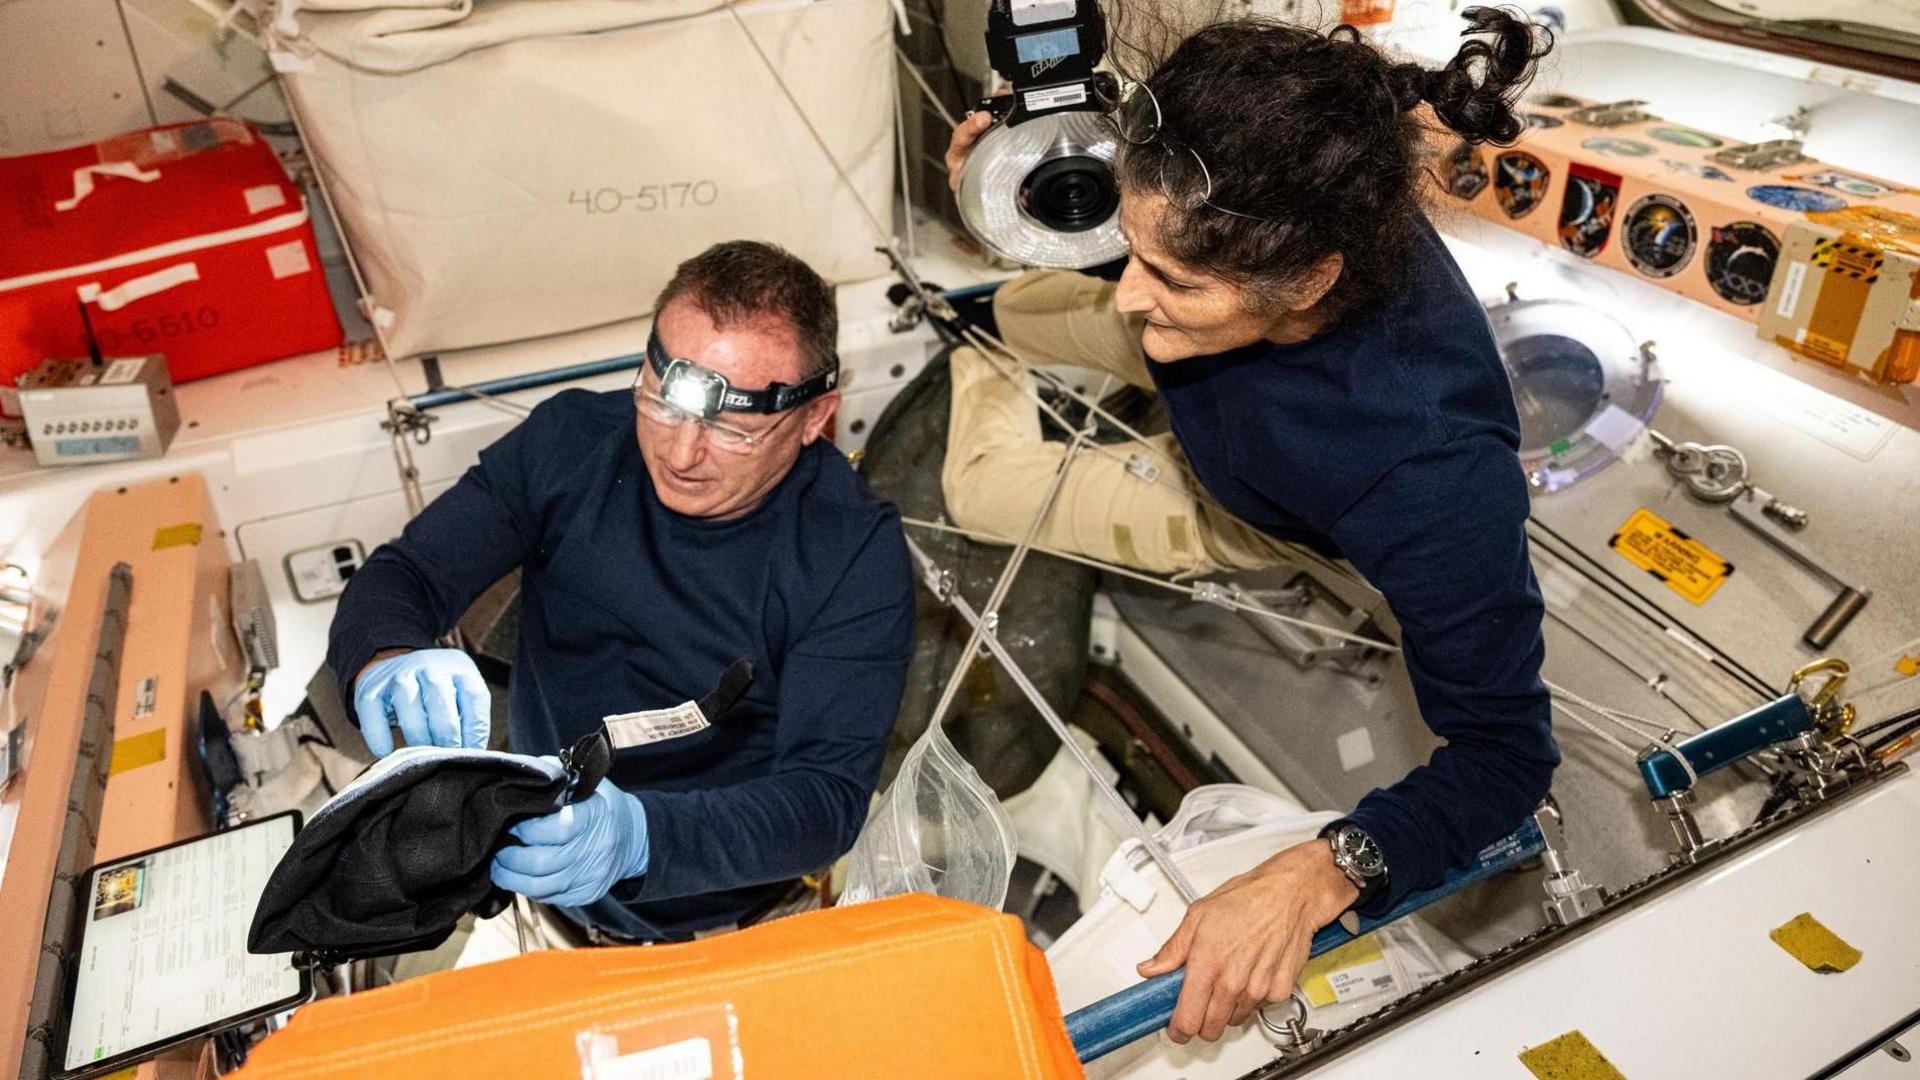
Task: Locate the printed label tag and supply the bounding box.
[100,357,145,385]
[604,701,709,750]
[266,240,311,280]
[1775,260,1809,318]
[243,184,287,215]
[1011,0,1076,25]
[1608,507,1733,605]
[133,676,157,719]
[1024,84,1089,112]
[577,1004,740,1080]
[1758,392,1896,462]
[1325,958,1398,1003]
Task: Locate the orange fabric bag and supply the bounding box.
[236,894,1085,1079]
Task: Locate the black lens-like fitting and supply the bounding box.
[1019,155,1119,233]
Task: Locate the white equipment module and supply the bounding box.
[18,354,179,466]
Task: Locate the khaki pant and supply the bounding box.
[943,270,1309,577]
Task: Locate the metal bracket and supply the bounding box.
[1659,790,1707,864]
[1569,99,1652,127]
[1532,799,1605,926]
[1258,995,1325,1060]
[1202,574,1388,684]
[1711,139,1809,171]
[1124,455,1161,484]
[379,401,436,445]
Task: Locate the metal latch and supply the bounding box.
[1711,139,1809,171]
[1570,99,1652,127]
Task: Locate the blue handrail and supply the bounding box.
[1065,817,1545,1063]
[405,352,647,412]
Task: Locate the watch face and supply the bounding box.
[1336,826,1386,877]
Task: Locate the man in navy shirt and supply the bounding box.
[327,241,914,943]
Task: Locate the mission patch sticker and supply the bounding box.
[1494,152,1551,219]
[1623,193,1698,278]
[1559,163,1621,258]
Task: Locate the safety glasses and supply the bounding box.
[1107,81,1275,223]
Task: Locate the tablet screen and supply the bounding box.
[62,813,305,1073]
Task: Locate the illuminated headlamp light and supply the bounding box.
[660,359,727,420]
[646,326,837,422]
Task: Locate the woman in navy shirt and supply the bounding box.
[943,9,1558,1043]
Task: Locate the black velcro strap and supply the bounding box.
[697,660,756,724]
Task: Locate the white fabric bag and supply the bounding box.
[1045,786,1445,1079]
[268,0,896,358]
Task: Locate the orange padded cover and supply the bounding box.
[235,894,1085,1080]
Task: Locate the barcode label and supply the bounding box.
[1024,84,1088,112]
[604,701,709,749]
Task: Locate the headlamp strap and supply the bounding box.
[646,327,838,416]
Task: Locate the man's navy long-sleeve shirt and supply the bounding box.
[1146,219,1559,909]
[328,389,915,940]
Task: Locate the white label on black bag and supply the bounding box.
[266,240,310,280]
[604,701,709,749]
[1024,84,1088,112]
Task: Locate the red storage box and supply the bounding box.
[0,119,342,407]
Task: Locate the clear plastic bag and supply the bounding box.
[840,718,1018,911]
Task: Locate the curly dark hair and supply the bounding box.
[654,240,839,379]
[1113,8,1551,317]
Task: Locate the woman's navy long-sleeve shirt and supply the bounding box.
[1147,219,1559,909]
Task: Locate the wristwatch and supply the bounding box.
[1320,820,1389,909]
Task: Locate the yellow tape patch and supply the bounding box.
[1166,515,1192,557]
[109,727,167,777]
[1607,508,1733,605]
[1519,1030,1628,1080]
[1111,523,1141,568]
[1771,912,1862,973]
[152,522,203,550]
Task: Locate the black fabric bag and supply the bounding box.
[247,730,610,963]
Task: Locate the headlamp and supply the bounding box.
[955,0,1128,269]
[661,359,727,419]
[645,326,838,423]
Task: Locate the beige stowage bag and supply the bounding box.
[269,0,895,358]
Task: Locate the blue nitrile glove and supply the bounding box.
[351,648,491,756]
[489,780,651,908]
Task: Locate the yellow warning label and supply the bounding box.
[109,727,167,776]
[152,522,203,550]
[1520,1030,1628,1080]
[1608,508,1733,605]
